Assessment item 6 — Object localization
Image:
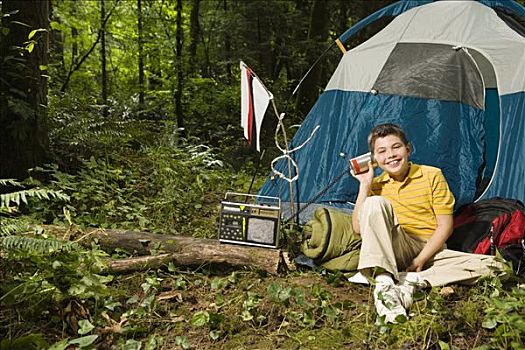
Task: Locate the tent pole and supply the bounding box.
[292,42,336,96]
[271,99,295,218]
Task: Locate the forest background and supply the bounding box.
[1,0,524,349]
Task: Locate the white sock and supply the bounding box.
[404,272,421,284]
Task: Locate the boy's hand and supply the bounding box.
[351,161,374,188]
[406,256,425,272]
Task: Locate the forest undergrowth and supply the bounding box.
[1,118,524,350]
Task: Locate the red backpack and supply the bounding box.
[447,198,525,276]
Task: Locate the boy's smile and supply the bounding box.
[373,135,411,181]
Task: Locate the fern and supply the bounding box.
[0,178,70,238]
[0,217,32,236]
[0,236,77,254]
[1,188,70,209]
[0,178,24,187]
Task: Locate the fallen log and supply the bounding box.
[81,229,291,275]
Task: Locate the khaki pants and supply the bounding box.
[357,196,502,286]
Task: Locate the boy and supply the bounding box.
[351,123,499,323]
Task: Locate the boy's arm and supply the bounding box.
[406,214,453,272]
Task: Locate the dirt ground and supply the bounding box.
[97,267,494,350]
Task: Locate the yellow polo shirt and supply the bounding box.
[370,163,455,240]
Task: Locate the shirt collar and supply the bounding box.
[376,162,422,183]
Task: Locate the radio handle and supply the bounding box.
[224,192,281,208]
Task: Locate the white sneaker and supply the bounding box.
[347,271,370,285]
[397,272,426,310]
[374,283,407,323]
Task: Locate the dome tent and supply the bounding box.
[259,0,525,221]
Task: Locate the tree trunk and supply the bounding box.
[189,0,201,74]
[295,0,330,117]
[100,0,109,118]
[82,229,291,275]
[175,0,186,137]
[0,0,50,180]
[223,0,232,83]
[71,26,78,60]
[137,0,145,112]
[49,1,65,70]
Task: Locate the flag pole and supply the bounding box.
[247,149,265,196]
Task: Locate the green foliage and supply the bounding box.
[480,282,525,349]
[0,178,69,236]
[0,334,48,350]
[0,178,69,211]
[0,235,77,253]
[0,178,113,348]
[1,186,69,209]
[38,138,251,236]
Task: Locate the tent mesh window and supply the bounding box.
[372,43,484,110]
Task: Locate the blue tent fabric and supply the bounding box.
[260,90,485,209]
[479,0,525,19]
[480,92,525,201]
[481,88,500,183]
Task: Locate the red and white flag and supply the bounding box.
[240,61,272,152]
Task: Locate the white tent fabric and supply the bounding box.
[326,1,525,95]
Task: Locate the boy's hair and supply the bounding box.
[368,123,409,152]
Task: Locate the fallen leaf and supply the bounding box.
[439,286,454,297]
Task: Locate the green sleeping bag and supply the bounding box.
[301,207,361,271]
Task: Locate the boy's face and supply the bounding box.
[373,134,411,181]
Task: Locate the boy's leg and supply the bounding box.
[418,249,503,286]
[357,196,425,281]
[357,196,427,323]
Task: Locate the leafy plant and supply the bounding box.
[481,284,525,349]
[0,178,69,236]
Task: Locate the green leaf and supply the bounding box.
[48,339,69,350]
[279,287,292,302]
[175,336,190,350]
[104,299,121,311]
[77,319,95,335]
[267,282,280,299]
[122,339,142,350]
[0,334,48,350]
[27,42,34,53]
[210,278,225,290]
[145,334,164,350]
[209,330,220,341]
[69,335,98,348]
[39,65,47,71]
[438,340,450,350]
[192,311,210,327]
[28,29,37,39]
[241,310,253,321]
[28,28,46,39]
[482,318,498,329]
